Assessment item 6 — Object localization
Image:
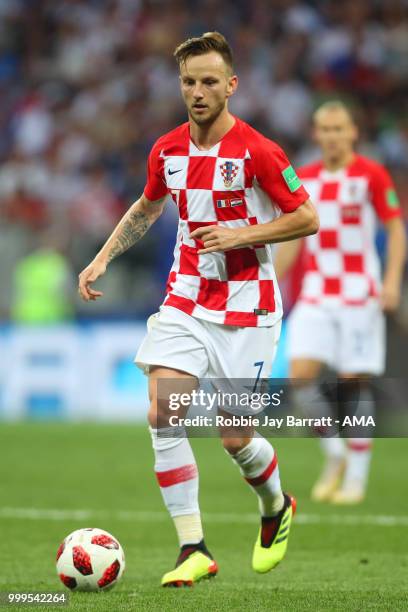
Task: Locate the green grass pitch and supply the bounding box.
[1,423,407,611]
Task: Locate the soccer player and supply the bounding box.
[275,101,406,504]
[78,32,318,585]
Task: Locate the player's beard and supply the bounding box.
[188,99,226,127]
[324,147,350,167]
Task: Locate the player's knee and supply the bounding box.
[222,436,252,455]
[147,403,157,428]
[147,400,168,428]
[290,359,322,382]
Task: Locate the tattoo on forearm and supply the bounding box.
[107,210,150,262]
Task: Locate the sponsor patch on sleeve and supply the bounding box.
[386,188,399,209]
[282,165,301,193]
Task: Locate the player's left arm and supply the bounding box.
[382,217,406,312]
[369,163,407,312]
[191,143,318,253]
[191,199,317,254]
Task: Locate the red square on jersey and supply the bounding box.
[343,254,364,273]
[165,293,196,315]
[179,244,199,276]
[341,204,361,225]
[170,189,188,220]
[320,182,340,200]
[306,253,318,271]
[244,157,254,188]
[324,278,341,294]
[225,248,259,281]
[225,311,257,325]
[258,280,275,311]
[188,221,217,249]
[187,157,216,189]
[213,190,248,221]
[197,278,228,311]
[166,271,177,293]
[319,230,338,249]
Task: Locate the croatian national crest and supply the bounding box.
[220,161,239,188]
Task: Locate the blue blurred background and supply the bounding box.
[0,0,406,420]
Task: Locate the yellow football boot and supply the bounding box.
[330,482,365,505]
[311,458,346,502]
[161,546,218,587]
[252,493,296,574]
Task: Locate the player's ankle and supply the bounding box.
[260,491,285,517]
[174,513,203,548]
[182,539,211,554]
[176,539,213,566]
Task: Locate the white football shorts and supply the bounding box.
[287,300,386,375]
[135,306,282,417]
[135,305,281,380]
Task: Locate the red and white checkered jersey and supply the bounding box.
[144,117,309,327]
[298,154,401,305]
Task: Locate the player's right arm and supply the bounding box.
[368,161,406,312]
[78,194,166,301]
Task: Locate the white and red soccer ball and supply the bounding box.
[56,528,125,591]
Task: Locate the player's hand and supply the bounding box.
[380,280,401,313]
[190,225,243,254]
[78,258,107,302]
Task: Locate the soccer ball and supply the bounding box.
[56,528,125,591]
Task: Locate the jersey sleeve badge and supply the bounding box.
[386,188,400,209]
[282,165,302,193]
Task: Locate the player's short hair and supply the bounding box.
[313,100,356,124]
[174,31,234,74]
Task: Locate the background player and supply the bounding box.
[275,101,406,504]
[78,32,318,585]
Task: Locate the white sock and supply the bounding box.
[342,385,375,490]
[150,426,203,546]
[343,439,372,490]
[320,436,346,461]
[230,436,284,516]
[173,514,203,547]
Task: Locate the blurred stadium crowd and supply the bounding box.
[0,0,407,322]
